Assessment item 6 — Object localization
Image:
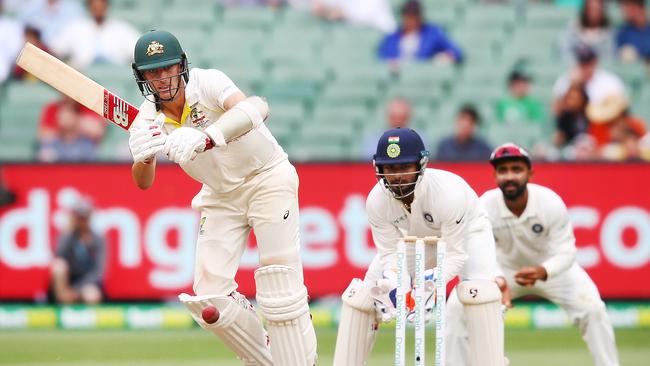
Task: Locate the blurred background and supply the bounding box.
[0,0,649,365]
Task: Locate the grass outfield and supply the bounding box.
[1,328,648,365]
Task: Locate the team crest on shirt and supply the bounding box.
[531,223,544,234]
[189,103,209,129]
[146,41,164,56]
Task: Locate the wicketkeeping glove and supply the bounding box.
[406,268,437,324]
[370,269,413,323]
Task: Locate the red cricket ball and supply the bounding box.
[201,305,220,324]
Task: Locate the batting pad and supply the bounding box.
[178,292,273,366]
[333,278,379,366]
[457,280,505,366]
[254,265,318,366]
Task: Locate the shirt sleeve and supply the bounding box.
[435,28,464,62]
[478,191,507,280]
[366,190,403,273]
[541,193,577,279]
[437,182,471,283]
[377,33,397,60]
[199,69,241,111]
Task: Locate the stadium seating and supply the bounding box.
[2,0,649,162]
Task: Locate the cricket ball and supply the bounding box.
[202,305,220,324]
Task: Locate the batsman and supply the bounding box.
[127,30,317,365]
[333,128,508,366]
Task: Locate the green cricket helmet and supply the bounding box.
[132,30,189,103]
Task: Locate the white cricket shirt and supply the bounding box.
[133,68,287,195]
[366,168,492,283]
[479,183,577,279]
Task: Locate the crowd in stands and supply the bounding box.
[378,0,463,65]
[1,0,649,163]
[37,94,105,162]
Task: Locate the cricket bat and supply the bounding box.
[15,42,139,130]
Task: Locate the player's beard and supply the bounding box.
[386,174,417,198]
[499,180,527,201]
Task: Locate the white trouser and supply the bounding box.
[446,263,619,366]
[191,160,303,295]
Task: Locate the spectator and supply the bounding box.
[378,0,463,65]
[585,92,646,149]
[616,0,650,63]
[639,133,650,161]
[37,95,103,162]
[38,95,105,143]
[560,0,614,63]
[362,96,413,157]
[0,166,16,208]
[221,0,283,7]
[51,0,139,69]
[555,83,590,146]
[0,1,23,84]
[50,196,106,304]
[311,0,396,33]
[20,0,83,48]
[436,104,492,161]
[552,43,626,115]
[564,133,600,161]
[12,25,50,80]
[496,69,546,125]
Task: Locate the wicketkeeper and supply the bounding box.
[333,128,507,366]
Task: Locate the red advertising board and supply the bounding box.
[0,163,649,300]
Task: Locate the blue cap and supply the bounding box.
[574,43,597,63]
[373,128,429,165]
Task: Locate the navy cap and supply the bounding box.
[374,128,429,165]
[574,43,597,63]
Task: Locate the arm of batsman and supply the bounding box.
[203,96,269,146]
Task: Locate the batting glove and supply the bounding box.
[128,115,166,163]
[163,126,213,165]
